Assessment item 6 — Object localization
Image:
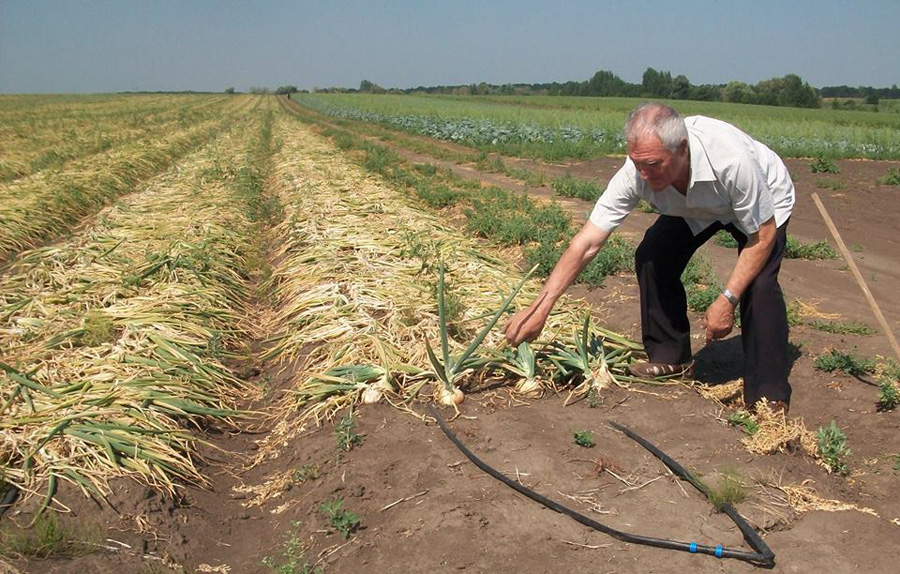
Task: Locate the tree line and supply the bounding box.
[277,69,897,110]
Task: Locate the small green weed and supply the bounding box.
[816,421,851,475]
[814,349,877,377]
[335,414,363,452]
[0,512,102,558]
[850,244,865,253]
[261,521,322,574]
[292,464,321,484]
[714,230,739,248]
[784,235,838,260]
[572,429,595,448]
[815,178,845,190]
[319,498,361,539]
[550,174,603,202]
[877,379,899,411]
[880,167,900,185]
[894,455,900,472]
[414,163,438,177]
[726,411,759,435]
[808,319,874,336]
[415,182,462,208]
[810,156,840,174]
[706,470,747,511]
[636,199,658,213]
[681,256,723,313]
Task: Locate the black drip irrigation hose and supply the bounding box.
[427,404,775,568]
[0,483,20,518]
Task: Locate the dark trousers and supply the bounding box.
[634,215,792,406]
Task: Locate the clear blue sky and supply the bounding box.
[1,0,897,93]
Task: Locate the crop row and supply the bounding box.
[0,96,260,263]
[293,93,900,160]
[0,95,242,182]
[0,101,277,507]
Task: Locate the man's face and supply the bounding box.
[628,136,688,192]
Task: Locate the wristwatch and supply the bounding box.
[722,288,740,306]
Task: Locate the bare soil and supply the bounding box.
[5,113,899,574]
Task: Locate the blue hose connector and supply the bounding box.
[690,542,697,553]
[715,545,724,558]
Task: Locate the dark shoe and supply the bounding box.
[628,361,694,380]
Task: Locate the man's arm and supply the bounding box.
[504,221,612,345]
[704,217,777,342]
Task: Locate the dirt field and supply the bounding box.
[5,108,899,574]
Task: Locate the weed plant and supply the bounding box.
[810,156,840,174]
[714,230,739,248]
[814,349,877,376]
[816,421,851,475]
[681,256,722,313]
[881,167,900,185]
[0,512,102,559]
[706,470,747,511]
[726,411,760,435]
[551,174,604,201]
[784,235,838,260]
[816,178,845,190]
[335,414,363,451]
[808,319,874,336]
[877,379,899,411]
[319,498,361,539]
[572,430,595,448]
[261,521,322,574]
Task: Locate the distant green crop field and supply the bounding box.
[294,93,900,161]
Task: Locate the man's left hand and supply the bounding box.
[704,296,735,343]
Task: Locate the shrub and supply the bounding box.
[572,430,595,448]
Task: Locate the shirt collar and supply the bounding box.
[687,130,715,187]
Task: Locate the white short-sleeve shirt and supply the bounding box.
[589,115,795,237]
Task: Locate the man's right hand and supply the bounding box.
[503,305,549,346]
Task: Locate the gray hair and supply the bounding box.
[624,103,688,152]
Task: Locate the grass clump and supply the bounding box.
[0,512,102,559]
[784,235,838,260]
[319,498,361,539]
[816,421,851,475]
[714,230,739,248]
[816,178,845,191]
[636,199,658,213]
[261,521,322,574]
[550,174,604,202]
[810,156,840,174]
[681,255,722,313]
[706,470,747,511]
[814,348,877,377]
[572,429,595,448]
[880,167,900,185]
[808,319,874,336]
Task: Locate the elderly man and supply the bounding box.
[504,103,795,413]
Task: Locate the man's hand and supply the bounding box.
[504,304,549,346]
[704,296,735,343]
